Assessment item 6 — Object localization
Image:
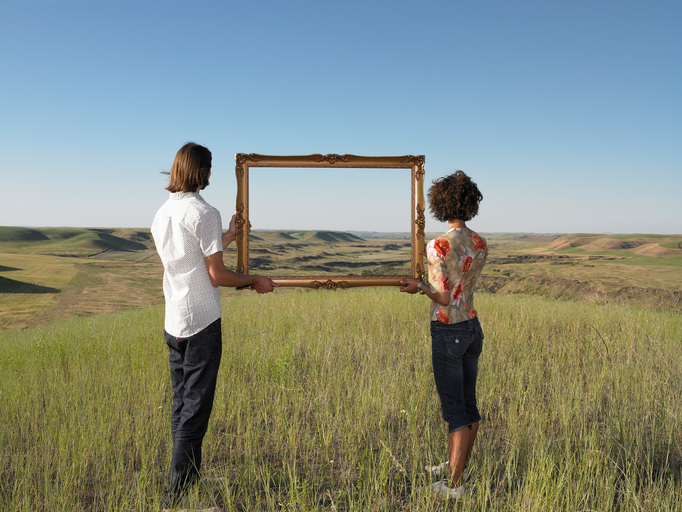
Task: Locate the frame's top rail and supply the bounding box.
[236,153,425,169]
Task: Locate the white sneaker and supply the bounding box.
[425,461,470,482]
[421,479,466,500]
[425,461,448,475]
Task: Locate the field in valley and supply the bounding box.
[480,233,682,309]
[0,227,681,511]
[1,227,680,332]
[245,230,412,277]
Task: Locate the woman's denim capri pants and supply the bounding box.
[430,316,484,433]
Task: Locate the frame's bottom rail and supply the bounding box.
[239,276,414,290]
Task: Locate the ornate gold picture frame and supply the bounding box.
[234,154,426,289]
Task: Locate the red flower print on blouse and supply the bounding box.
[452,282,463,301]
[437,308,450,324]
[442,275,450,291]
[433,238,451,259]
[462,256,473,273]
[472,233,486,251]
[469,309,477,319]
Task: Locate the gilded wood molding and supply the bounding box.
[234,204,246,242]
[233,153,426,289]
[312,154,351,165]
[415,204,426,238]
[235,153,260,178]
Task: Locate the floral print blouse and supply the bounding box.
[426,227,488,324]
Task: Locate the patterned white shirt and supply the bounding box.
[151,192,223,337]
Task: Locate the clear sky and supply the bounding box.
[1,0,680,235]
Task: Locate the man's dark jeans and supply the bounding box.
[163,318,222,506]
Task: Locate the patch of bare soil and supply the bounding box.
[547,236,602,251]
[581,238,681,256]
[632,243,681,257]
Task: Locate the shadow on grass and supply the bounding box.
[0,265,21,272]
[0,276,60,294]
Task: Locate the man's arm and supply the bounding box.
[204,252,277,293]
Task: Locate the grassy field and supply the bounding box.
[1,288,680,511]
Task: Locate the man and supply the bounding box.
[151,142,277,508]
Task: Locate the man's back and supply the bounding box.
[151,191,223,338]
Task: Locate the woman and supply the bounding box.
[400,170,487,499]
[151,142,277,508]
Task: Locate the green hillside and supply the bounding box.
[251,230,365,243]
[0,227,150,256]
[0,227,49,241]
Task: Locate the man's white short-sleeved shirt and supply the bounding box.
[151,192,223,338]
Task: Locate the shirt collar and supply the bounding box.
[170,191,201,200]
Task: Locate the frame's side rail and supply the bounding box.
[413,159,426,282]
[234,153,254,275]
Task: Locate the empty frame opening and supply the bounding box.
[233,153,426,288]
[248,167,412,277]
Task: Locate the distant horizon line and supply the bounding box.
[2,226,680,237]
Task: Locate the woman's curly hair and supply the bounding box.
[428,171,483,222]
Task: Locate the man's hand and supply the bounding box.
[223,212,253,249]
[222,213,238,248]
[399,278,419,294]
[252,275,278,294]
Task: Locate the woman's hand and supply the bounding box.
[399,278,419,294]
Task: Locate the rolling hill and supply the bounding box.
[0,227,150,256]
[546,234,682,257]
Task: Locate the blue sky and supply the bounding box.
[1,0,680,234]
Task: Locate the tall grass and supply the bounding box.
[1,290,680,511]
